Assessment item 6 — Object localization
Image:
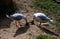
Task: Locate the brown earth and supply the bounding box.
[0,0,60,39]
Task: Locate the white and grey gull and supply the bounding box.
[31,13,53,26]
[6,13,28,28]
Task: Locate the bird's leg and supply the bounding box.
[14,20,17,25]
[24,18,29,26]
[39,21,41,26]
[37,21,41,27]
[24,17,33,25]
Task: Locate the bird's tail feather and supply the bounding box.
[6,14,10,18]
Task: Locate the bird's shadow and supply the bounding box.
[0,18,12,29]
[13,23,30,37]
[38,26,59,37]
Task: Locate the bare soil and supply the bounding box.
[0,0,60,39]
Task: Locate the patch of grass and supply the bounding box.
[32,0,60,12]
[55,17,60,26]
[55,16,60,33]
[36,35,57,39]
[31,0,60,16]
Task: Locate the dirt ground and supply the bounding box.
[0,0,60,39]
